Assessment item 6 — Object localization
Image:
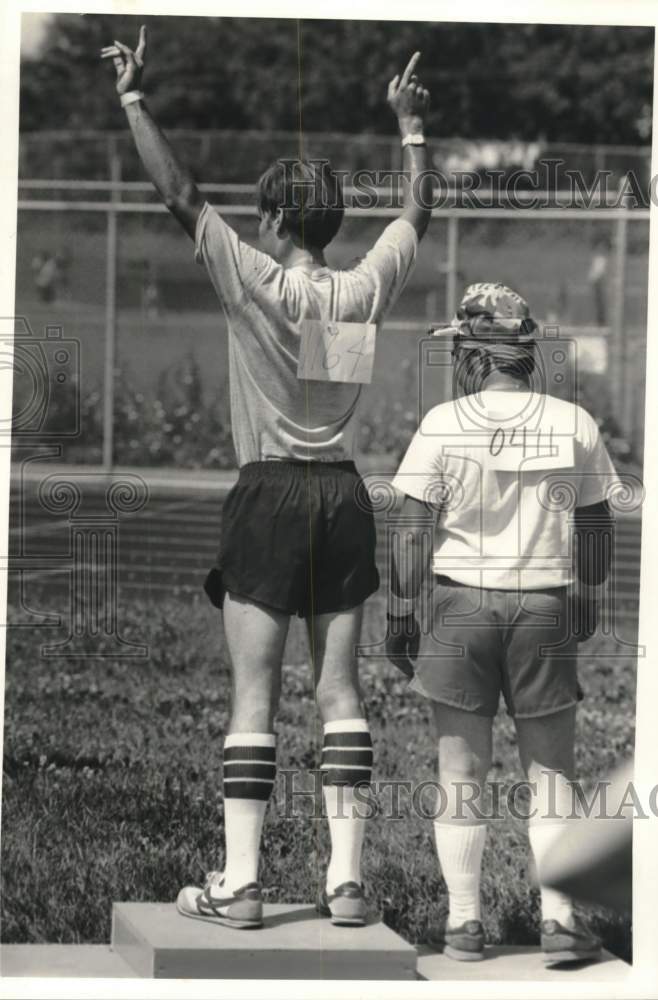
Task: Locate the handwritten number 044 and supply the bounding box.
[490,427,505,456]
[489,427,531,456]
[489,427,554,458]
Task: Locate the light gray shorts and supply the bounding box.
[410,577,581,719]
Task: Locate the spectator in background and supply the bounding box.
[556,278,570,323]
[55,249,72,299]
[31,251,59,303]
[588,237,609,327]
[142,263,161,319]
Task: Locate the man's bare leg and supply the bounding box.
[218,593,290,893]
[309,605,364,723]
[515,706,601,962]
[515,707,578,928]
[307,606,371,915]
[224,592,289,732]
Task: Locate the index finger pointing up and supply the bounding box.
[136,24,147,61]
[400,51,421,88]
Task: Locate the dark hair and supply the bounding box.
[453,340,536,396]
[256,158,344,249]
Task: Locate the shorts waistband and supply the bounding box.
[435,574,568,595]
[238,459,358,482]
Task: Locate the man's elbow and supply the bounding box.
[415,207,432,240]
[164,181,200,215]
[164,183,203,240]
[402,206,432,241]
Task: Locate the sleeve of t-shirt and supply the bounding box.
[194,201,277,313]
[391,413,444,503]
[576,410,622,508]
[352,218,419,322]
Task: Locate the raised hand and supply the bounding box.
[101,25,148,96]
[387,51,430,126]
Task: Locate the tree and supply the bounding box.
[19,15,654,143]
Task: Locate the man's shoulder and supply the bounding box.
[341,218,419,271]
[419,399,463,431]
[539,394,599,435]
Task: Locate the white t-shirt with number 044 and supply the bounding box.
[391,389,622,590]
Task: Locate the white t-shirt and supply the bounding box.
[195,202,418,466]
[392,389,621,590]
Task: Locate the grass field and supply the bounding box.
[1,585,636,960]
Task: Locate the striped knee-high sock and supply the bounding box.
[221,732,276,895]
[321,719,373,894]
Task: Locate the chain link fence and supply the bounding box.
[20,130,652,188]
[13,132,650,472]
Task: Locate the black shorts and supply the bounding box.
[203,460,380,617]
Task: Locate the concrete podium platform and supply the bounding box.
[1,944,135,978]
[417,945,630,982]
[111,902,418,979]
[2,915,631,983]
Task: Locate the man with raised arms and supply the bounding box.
[103,27,432,929]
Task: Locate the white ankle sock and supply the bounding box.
[433,822,487,927]
[528,821,574,925]
[321,718,372,894]
[219,732,276,896]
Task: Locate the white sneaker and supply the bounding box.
[177,870,263,929]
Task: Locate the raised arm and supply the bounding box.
[101,27,202,240]
[387,52,433,241]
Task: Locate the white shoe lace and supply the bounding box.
[204,870,226,892]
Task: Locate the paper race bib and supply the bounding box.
[485,426,575,470]
[437,425,575,472]
[297,320,376,384]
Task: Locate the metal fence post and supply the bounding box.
[611,186,629,439]
[391,135,400,174]
[103,145,121,471]
[446,215,459,319]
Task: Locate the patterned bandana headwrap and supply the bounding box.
[431,283,538,392]
[431,282,538,342]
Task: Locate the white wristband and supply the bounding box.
[401,133,426,148]
[120,91,145,108]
